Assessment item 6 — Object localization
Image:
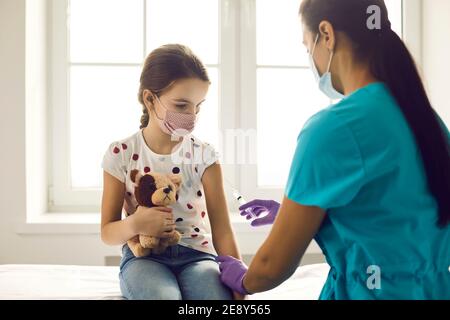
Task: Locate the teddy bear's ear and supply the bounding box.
[168,174,182,190]
[130,169,142,185]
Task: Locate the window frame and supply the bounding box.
[239,0,422,202]
[49,0,421,212]
[49,0,235,212]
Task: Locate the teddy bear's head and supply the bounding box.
[130,169,182,207]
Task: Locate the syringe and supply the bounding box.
[232,190,245,206]
[223,177,255,218]
[231,189,255,218]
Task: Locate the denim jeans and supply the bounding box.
[119,244,233,300]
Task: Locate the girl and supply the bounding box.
[101,44,243,300]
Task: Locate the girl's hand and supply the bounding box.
[233,292,247,300]
[130,206,175,237]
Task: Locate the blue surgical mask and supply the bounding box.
[309,34,345,100]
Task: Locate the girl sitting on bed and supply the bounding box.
[100,44,243,300]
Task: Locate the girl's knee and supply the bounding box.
[119,262,182,300]
[136,287,182,300]
[120,274,182,300]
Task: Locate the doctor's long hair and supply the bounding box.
[300,0,450,227]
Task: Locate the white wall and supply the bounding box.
[422,0,450,125]
[0,0,118,265]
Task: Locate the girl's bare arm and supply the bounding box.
[101,171,137,246]
[203,163,245,299]
[202,163,241,260]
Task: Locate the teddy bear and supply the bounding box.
[126,169,182,257]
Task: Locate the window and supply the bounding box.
[240,0,404,202]
[50,0,406,211]
[50,0,220,210]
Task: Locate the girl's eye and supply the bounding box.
[175,104,187,109]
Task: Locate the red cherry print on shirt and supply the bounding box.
[201,211,206,218]
[113,147,120,154]
[187,203,193,210]
[201,241,209,246]
[122,143,127,150]
[191,234,198,238]
[132,154,139,161]
[144,166,151,173]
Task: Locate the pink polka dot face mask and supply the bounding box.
[151,95,197,137]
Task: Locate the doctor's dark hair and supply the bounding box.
[300,0,450,227]
[138,44,210,129]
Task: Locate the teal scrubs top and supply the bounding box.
[286,82,450,300]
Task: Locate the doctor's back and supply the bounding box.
[288,0,450,300]
[287,82,450,299]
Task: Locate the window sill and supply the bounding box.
[16,213,101,235]
[16,212,322,254]
[16,212,271,235]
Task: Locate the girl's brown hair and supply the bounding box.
[138,44,210,129]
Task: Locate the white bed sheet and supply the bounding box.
[0,263,329,300]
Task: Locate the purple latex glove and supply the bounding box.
[239,199,280,227]
[215,255,250,295]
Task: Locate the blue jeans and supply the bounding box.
[119,244,233,300]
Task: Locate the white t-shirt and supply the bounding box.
[101,129,219,255]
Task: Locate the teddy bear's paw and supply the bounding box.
[167,231,181,245]
[140,235,159,248]
[133,246,151,258]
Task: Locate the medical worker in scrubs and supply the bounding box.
[216,0,450,299]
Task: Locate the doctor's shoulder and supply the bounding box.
[297,108,349,146]
[300,93,358,136]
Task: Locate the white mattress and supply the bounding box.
[0,263,329,300]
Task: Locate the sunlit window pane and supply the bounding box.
[257,68,329,187]
[257,0,306,67]
[68,0,143,63]
[192,68,219,148]
[256,1,403,188]
[256,0,403,68]
[146,0,219,65]
[70,66,142,188]
[385,0,403,36]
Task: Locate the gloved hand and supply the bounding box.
[215,255,250,295]
[239,199,280,227]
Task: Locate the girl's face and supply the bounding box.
[144,78,210,117]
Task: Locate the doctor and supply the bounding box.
[216,0,450,299]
